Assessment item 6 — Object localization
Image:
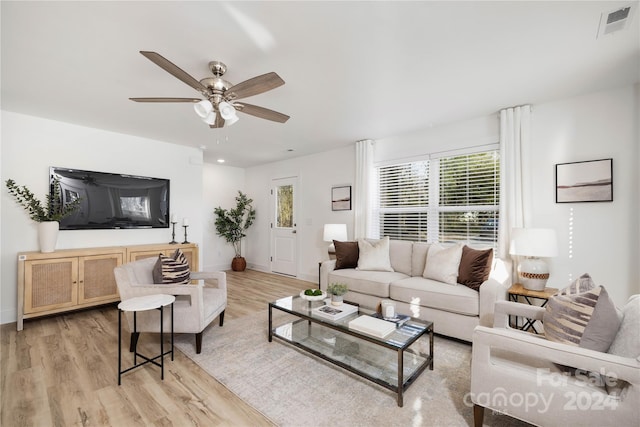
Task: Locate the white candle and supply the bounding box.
[171,214,177,223]
[183,218,189,226]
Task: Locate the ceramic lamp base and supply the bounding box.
[519,257,549,291]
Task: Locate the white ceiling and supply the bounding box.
[2,1,639,167]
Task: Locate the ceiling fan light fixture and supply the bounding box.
[225,115,239,126]
[202,111,217,125]
[194,100,213,118]
[218,101,238,120]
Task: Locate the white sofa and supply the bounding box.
[319,239,511,342]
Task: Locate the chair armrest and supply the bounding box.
[493,300,545,328]
[126,283,202,297]
[473,325,640,385]
[190,271,227,291]
[478,278,508,327]
[319,260,337,291]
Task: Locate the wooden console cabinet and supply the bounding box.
[17,243,198,331]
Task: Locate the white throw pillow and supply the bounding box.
[423,243,463,285]
[356,237,394,272]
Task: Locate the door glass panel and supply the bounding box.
[276,185,293,228]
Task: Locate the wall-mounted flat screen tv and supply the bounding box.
[50,167,170,230]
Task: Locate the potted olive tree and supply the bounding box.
[214,191,256,271]
[5,177,81,253]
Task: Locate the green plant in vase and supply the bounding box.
[5,177,81,252]
[327,282,348,306]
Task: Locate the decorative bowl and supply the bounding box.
[299,290,327,301]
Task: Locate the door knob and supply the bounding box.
[292,230,297,234]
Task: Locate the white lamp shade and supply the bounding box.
[194,100,213,118]
[218,101,238,120]
[509,228,558,257]
[323,224,347,242]
[202,111,217,125]
[224,115,239,126]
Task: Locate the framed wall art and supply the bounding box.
[331,186,352,211]
[555,158,613,203]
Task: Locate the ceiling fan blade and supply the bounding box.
[129,97,201,103]
[235,103,290,123]
[224,72,284,100]
[139,51,208,94]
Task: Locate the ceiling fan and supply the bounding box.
[130,51,289,128]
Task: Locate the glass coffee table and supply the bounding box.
[268,296,433,407]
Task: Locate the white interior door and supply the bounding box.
[271,177,297,276]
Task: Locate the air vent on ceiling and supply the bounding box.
[597,4,635,38]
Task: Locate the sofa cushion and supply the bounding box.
[458,246,494,291]
[608,294,640,358]
[544,273,622,352]
[411,242,430,277]
[357,237,394,272]
[152,249,191,285]
[333,240,359,269]
[388,239,414,275]
[328,268,408,298]
[390,276,480,316]
[423,243,463,285]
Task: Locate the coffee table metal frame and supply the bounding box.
[268,296,433,407]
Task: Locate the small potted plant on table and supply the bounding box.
[327,283,348,306]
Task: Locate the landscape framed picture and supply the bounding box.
[555,158,613,203]
[331,186,352,211]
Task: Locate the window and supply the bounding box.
[373,149,500,249]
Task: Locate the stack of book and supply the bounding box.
[312,302,358,320]
[348,315,396,338]
[370,312,410,327]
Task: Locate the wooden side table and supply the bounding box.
[507,283,558,334]
[118,294,175,385]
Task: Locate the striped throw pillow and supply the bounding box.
[152,249,191,285]
[544,273,621,352]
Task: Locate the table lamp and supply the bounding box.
[509,228,558,291]
[323,224,347,254]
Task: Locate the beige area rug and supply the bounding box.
[174,311,530,427]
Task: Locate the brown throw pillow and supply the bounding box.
[457,246,493,291]
[334,240,359,269]
[152,249,191,285]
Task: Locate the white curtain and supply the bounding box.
[354,139,374,239]
[498,105,532,259]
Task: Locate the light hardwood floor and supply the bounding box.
[1,269,312,427]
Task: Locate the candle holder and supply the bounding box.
[169,222,178,244]
[182,225,190,244]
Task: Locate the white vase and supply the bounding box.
[331,294,343,306]
[38,221,59,253]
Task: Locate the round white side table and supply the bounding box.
[118,294,175,385]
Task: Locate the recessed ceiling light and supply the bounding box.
[217,159,225,163]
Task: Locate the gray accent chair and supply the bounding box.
[470,296,639,426]
[114,257,227,354]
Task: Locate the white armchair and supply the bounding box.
[470,297,639,427]
[114,257,227,354]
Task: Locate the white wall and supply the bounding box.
[528,85,639,306]
[1,111,204,323]
[240,85,639,307]
[244,146,355,283]
[201,163,246,271]
[374,114,499,163]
